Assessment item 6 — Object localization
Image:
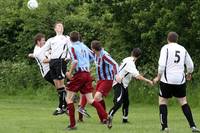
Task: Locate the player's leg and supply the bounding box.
[66,90,77,129]
[85,93,108,123]
[83,75,108,124]
[78,94,90,122]
[53,79,67,114]
[107,83,124,128]
[122,88,129,123]
[50,60,67,115]
[175,84,200,132]
[159,82,171,132]
[94,80,113,122]
[159,96,168,131]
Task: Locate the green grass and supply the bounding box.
[0,96,199,133]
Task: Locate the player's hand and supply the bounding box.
[148,80,154,86]
[66,72,72,80]
[43,58,50,63]
[115,74,122,83]
[153,76,160,84]
[28,53,34,58]
[186,73,192,81]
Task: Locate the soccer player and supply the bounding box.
[65,31,108,130]
[28,33,54,85]
[153,32,200,132]
[107,48,153,129]
[40,21,71,115]
[91,40,118,123]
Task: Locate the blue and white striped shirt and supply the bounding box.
[94,49,118,80]
[69,41,93,72]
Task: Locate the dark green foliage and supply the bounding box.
[0,0,200,104]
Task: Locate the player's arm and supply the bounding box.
[185,50,194,80]
[153,46,167,84]
[66,47,78,80]
[40,38,51,53]
[103,54,119,75]
[28,53,34,58]
[135,74,153,85]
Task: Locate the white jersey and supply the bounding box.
[113,57,140,88]
[42,35,71,59]
[158,43,194,85]
[33,45,50,77]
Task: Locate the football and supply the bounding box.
[27,0,38,10]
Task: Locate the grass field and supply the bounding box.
[0,96,199,133]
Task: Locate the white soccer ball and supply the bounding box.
[27,0,38,10]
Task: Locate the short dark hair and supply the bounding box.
[91,40,102,51]
[131,48,142,58]
[70,31,79,42]
[167,32,178,43]
[34,33,45,45]
[54,21,63,28]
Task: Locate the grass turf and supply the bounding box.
[0,96,199,133]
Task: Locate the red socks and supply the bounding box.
[100,100,106,110]
[80,95,87,108]
[92,101,107,122]
[68,103,76,127]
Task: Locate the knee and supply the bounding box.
[94,93,102,102]
[159,97,168,105]
[178,97,187,106]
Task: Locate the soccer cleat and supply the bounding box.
[191,127,200,132]
[52,107,65,115]
[77,107,91,117]
[107,115,113,129]
[122,119,129,123]
[160,127,169,132]
[65,125,77,130]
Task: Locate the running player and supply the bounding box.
[91,40,118,123]
[65,31,108,130]
[153,32,200,132]
[107,48,153,129]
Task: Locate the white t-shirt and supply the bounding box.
[158,43,194,84]
[113,56,139,88]
[42,35,71,59]
[33,45,50,77]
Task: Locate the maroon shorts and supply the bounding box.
[96,80,113,96]
[67,72,94,94]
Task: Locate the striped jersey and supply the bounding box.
[33,45,50,77]
[94,49,118,80]
[69,41,93,72]
[158,43,194,85]
[42,35,71,59]
[113,56,139,88]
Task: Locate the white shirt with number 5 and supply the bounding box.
[158,43,194,85]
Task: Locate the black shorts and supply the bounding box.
[113,83,128,104]
[159,81,186,98]
[49,59,67,80]
[44,71,55,86]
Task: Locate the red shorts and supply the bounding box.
[96,80,113,96]
[67,72,94,94]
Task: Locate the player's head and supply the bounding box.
[91,40,102,53]
[167,32,178,43]
[34,33,45,47]
[54,21,64,35]
[131,48,142,59]
[78,33,82,42]
[70,31,80,42]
